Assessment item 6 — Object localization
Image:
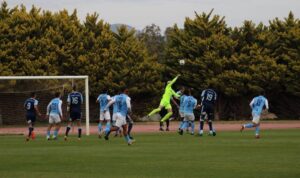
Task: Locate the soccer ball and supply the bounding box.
[179,59,185,65]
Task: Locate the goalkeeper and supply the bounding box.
[148,75,181,123]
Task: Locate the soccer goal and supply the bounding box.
[0,76,90,136]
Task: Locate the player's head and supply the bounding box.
[179,86,185,93]
[102,88,108,94]
[55,92,61,98]
[259,90,266,96]
[121,86,129,95]
[30,92,36,98]
[72,85,77,91]
[188,88,194,96]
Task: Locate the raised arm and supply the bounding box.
[168,75,180,86]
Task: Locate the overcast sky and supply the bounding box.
[6,0,300,31]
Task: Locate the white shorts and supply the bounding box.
[49,114,61,124]
[252,114,261,124]
[100,111,111,121]
[179,111,184,118]
[112,114,117,122]
[114,113,127,128]
[184,113,195,122]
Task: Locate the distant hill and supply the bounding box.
[110,24,139,33]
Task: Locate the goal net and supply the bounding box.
[0,76,90,135]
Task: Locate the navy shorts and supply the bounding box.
[69,112,81,121]
[201,104,214,121]
[26,115,36,124]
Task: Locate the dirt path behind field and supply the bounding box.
[0,121,299,136]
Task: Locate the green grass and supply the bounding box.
[0,130,300,178]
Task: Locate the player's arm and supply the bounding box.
[126,97,132,114]
[171,97,179,109]
[45,102,51,119]
[172,89,181,99]
[34,100,42,117]
[249,99,255,109]
[194,99,198,109]
[104,99,115,112]
[168,75,180,86]
[58,100,63,120]
[265,99,269,111]
[81,93,83,104]
[67,94,71,112]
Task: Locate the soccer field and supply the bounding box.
[0,130,299,178]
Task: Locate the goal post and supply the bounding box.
[0,75,90,136]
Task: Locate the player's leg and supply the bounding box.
[160,104,173,122]
[26,116,35,141]
[76,118,82,140]
[255,123,260,138]
[148,104,163,117]
[102,111,111,138]
[240,114,259,132]
[52,115,61,140]
[178,119,187,135]
[159,108,167,131]
[126,115,134,139]
[166,119,170,131]
[199,105,206,136]
[122,124,133,145]
[104,113,119,140]
[98,112,104,138]
[64,119,72,140]
[190,121,195,135]
[47,116,54,140]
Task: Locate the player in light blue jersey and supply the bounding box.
[104,87,133,145]
[177,87,187,131]
[179,88,197,135]
[45,92,63,140]
[240,91,269,138]
[96,88,111,138]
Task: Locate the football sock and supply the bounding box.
[245,123,254,128]
[65,126,71,136]
[160,122,163,127]
[78,128,82,138]
[208,121,213,131]
[98,123,102,133]
[124,135,130,142]
[255,126,260,135]
[191,121,195,133]
[128,123,133,135]
[105,122,111,131]
[148,108,161,116]
[53,130,58,138]
[47,130,51,138]
[182,121,188,130]
[166,119,170,128]
[160,112,172,122]
[28,127,33,137]
[179,121,184,129]
[200,121,204,130]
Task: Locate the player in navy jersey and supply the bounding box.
[199,89,217,136]
[24,92,42,141]
[64,85,83,141]
[240,91,269,138]
[104,87,133,145]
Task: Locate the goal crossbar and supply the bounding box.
[0,76,90,136]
